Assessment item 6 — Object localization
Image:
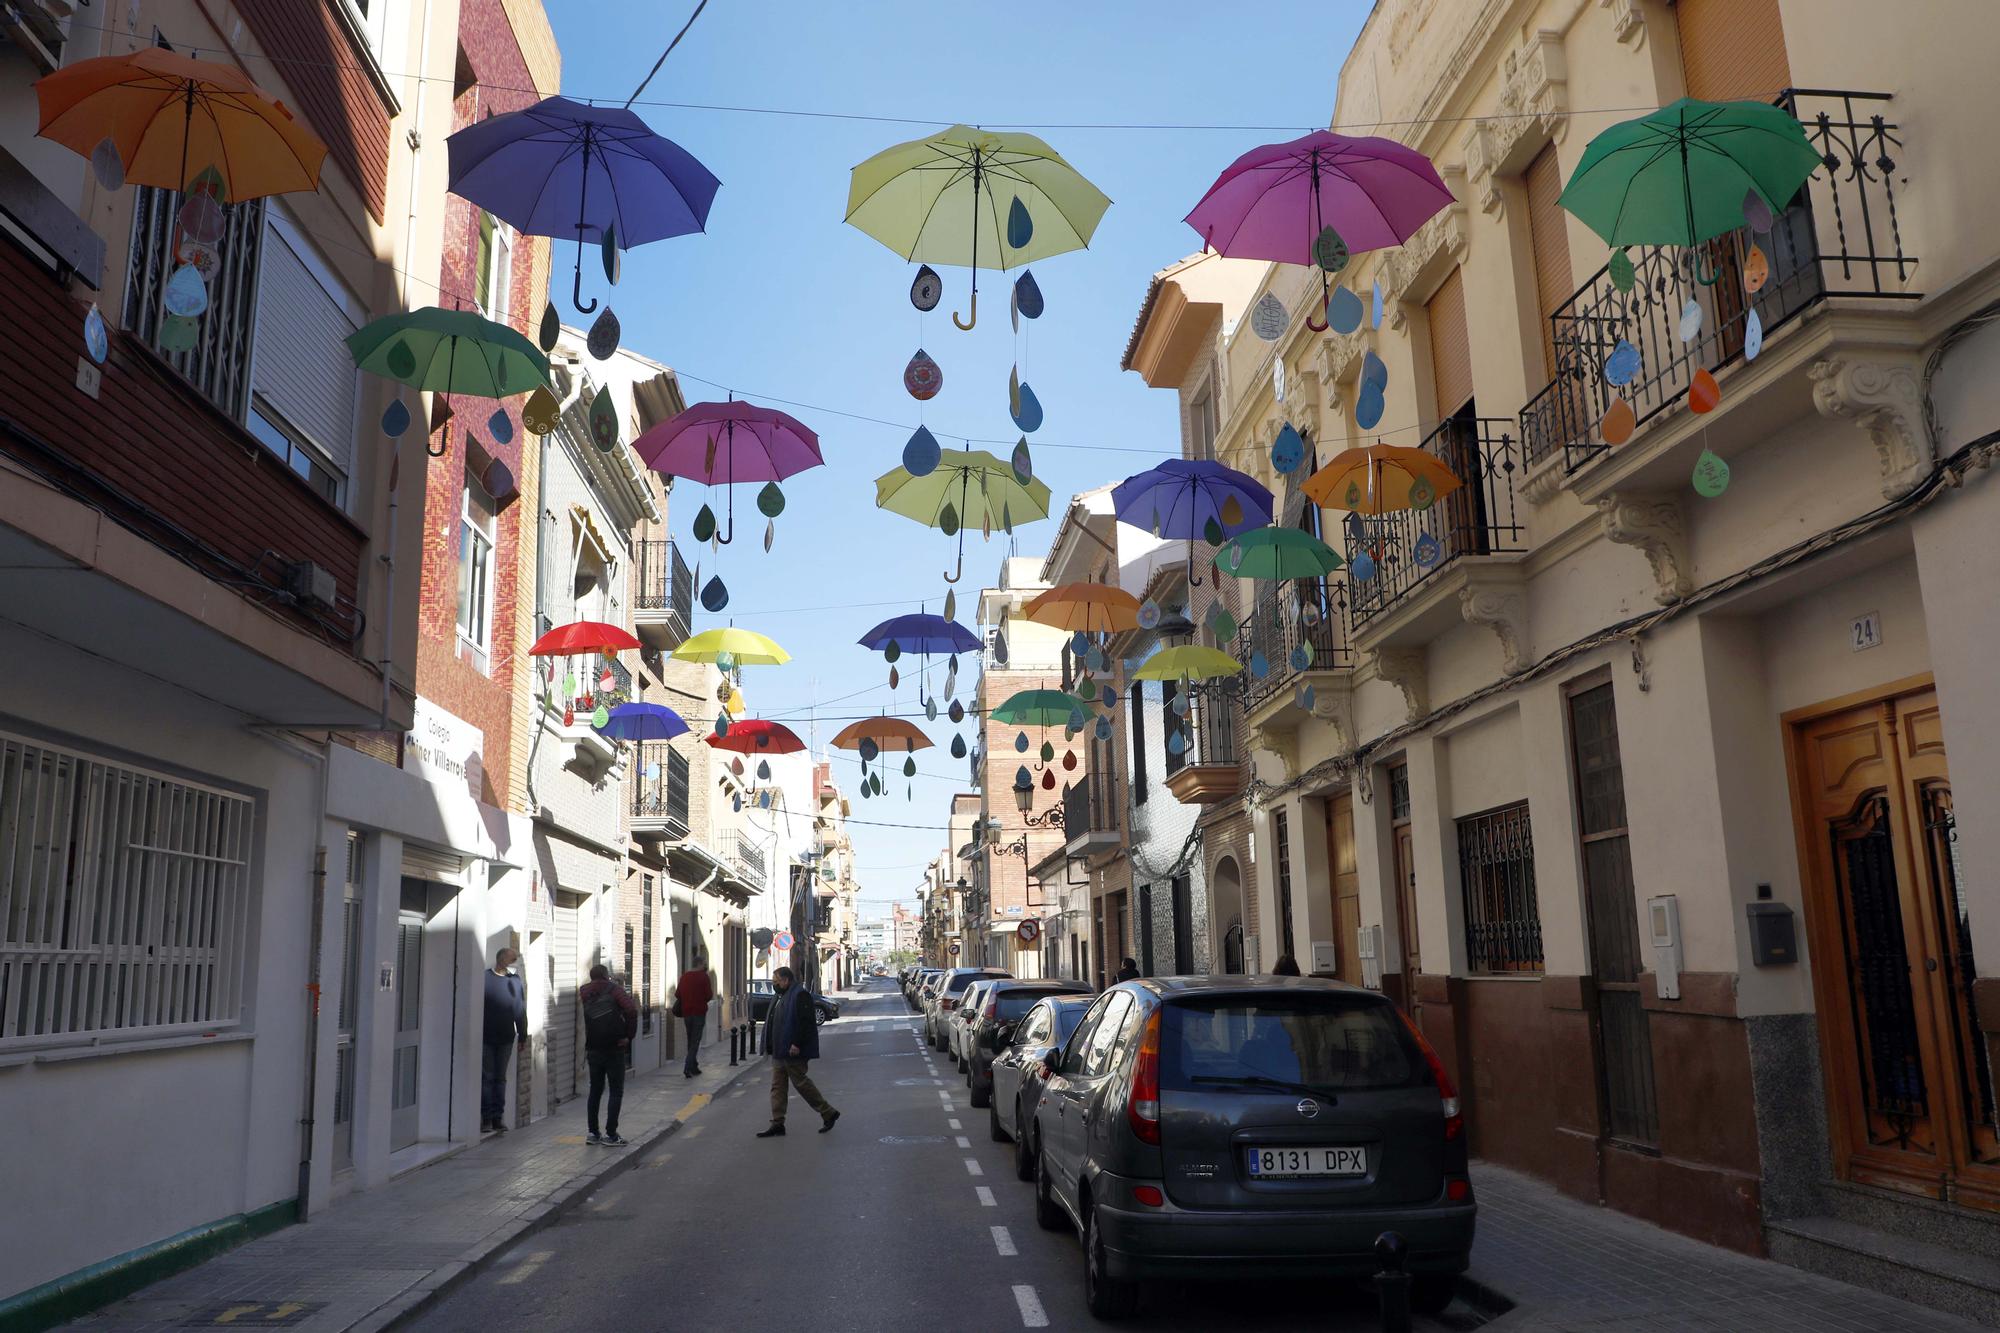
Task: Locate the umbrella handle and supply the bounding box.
[952,288,978,331]
[1692,248,1722,287]
[573,256,599,315]
[1188,536,1204,587]
[1306,270,1330,332]
[714,423,736,544]
[1305,311,1328,333]
[943,547,964,583]
[428,404,450,459]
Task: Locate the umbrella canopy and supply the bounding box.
[35,48,329,200]
[634,400,823,546]
[1021,582,1143,635]
[347,308,551,398]
[1132,645,1244,683]
[530,619,643,656]
[705,719,806,754]
[1302,444,1463,516]
[830,717,934,751]
[1558,98,1822,248]
[846,125,1111,329]
[1185,129,1452,265]
[672,627,790,666]
[858,613,981,657]
[1218,526,1345,580]
[990,689,1088,727]
[595,702,689,742]
[1111,458,1272,586]
[875,447,1053,583]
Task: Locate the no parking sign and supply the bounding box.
[773,930,795,952]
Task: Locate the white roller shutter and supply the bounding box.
[549,893,581,1103]
[253,213,361,477]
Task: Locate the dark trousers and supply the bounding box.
[769,1058,833,1125]
[682,1013,706,1075]
[586,1048,625,1135]
[481,1040,513,1125]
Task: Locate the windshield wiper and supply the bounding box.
[1189,1074,1339,1100]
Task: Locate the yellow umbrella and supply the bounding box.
[1021,582,1142,634]
[1132,645,1243,683]
[1302,444,1462,516]
[672,627,790,666]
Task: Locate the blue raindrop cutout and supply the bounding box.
[1085,645,1105,672]
[859,737,879,762]
[1011,382,1044,434]
[1101,686,1116,707]
[1351,551,1377,582]
[1289,644,1311,672]
[950,734,967,758]
[1006,197,1034,249]
[1744,308,1764,362]
[1094,716,1113,740]
[1015,731,1029,753]
[1604,339,1642,387]
[1414,531,1443,569]
[714,714,731,738]
[903,425,941,476]
[1271,424,1306,475]
[382,398,411,438]
[1361,350,1389,390]
[1371,279,1384,329]
[1249,652,1270,679]
[1300,684,1317,713]
[1071,631,1090,655]
[756,760,771,781]
[1355,383,1385,431]
[1327,285,1363,335]
[1015,270,1044,319]
[700,576,728,612]
[487,408,514,446]
[1166,728,1186,757]
[83,305,108,364]
[1067,705,1086,732]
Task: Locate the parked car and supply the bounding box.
[950,979,1004,1068]
[966,980,1093,1107]
[925,967,1010,1048]
[747,978,839,1026]
[1028,977,1473,1319]
[989,994,1096,1164]
[908,968,943,1010]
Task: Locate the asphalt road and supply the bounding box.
[409,978,1480,1331]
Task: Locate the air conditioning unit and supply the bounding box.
[283,559,337,609]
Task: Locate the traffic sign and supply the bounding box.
[1017,919,1042,945]
[773,931,795,951]
[948,941,961,956]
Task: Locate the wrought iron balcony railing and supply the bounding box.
[630,743,690,839]
[1522,89,1917,473]
[1191,690,1244,768]
[1344,416,1525,630]
[1235,589,1354,713]
[632,539,694,645]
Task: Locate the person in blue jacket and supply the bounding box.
[482,947,528,1134]
[756,966,840,1138]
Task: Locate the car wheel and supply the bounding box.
[1411,1273,1456,1316]
[1084,1197,1140,1320]
[1014,1101,1035,1180]
[1034,1140,1067,1233]
[989,1096,1007,1142]
[970,1068,990,1108]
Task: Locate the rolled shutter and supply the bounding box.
[253,218,360,476]
[1426,266,1473,419]
[1674,0,1791,102]
[1524,144,1573,383]
[401,843,465,881]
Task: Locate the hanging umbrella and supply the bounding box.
[1021,583,1142,635]
[1217,526,1345,580]
[846,125,1111,329]
[1558,98,1822,250]
[875,446,1053,583]
[1110,459,1273,586]
[705,719,807,754]
[1301,444,1461,515]
[830,717,934,751]
[530,620,643,656]
[1132,645,1243,683]
[857,613,980,657]
[446,96,720,313]
[672,627,790,666]
[1185,129,1452,331]
[635,400,822,546]
[35,48,329,200]
[595,702,689,741]
[347,308,551,457]
[990,689,1089,727]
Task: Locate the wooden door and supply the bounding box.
[1326,794,1360,985]
[1790,684,2000,1209]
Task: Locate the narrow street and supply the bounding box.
[409,979,1476,1331]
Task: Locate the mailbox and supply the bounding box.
[1747,884,1797,966]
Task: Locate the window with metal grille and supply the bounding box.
[0,730,255,1047]
[1162,681,1185,778]
[457,469,497,668]
[641,875,654,1036]
[1457,802,1543,973]
[1274,809,1295,959]
[125,185,265,419]
[475,211,513,324]
[1389,764,1410,822]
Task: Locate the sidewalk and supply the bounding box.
[67,1045,769,1332]
[1465,1160,1984,1331]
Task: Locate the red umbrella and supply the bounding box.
[530,619,642,656]
[705,719,807,754]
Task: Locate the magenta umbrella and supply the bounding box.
[1185,130,1453,331]
[635,400,823,545]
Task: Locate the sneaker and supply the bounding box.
[603,1133,627,1146]
[492,1122,507,1135]
[819,1110,841,1134]
[755,1123,786,1138]
[586,1132,604,1145]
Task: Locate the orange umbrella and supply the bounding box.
[36,49,328,200]
[831,717,934,751]
[1022,582,1142,634]
[1301,443,1462,516]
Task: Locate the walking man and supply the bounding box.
[482,947,527,1134]
[672,952,714,1079]
[756,966,839,1138]
[579,963,637,1146]
[1115,956,1140,982]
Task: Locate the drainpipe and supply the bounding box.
[525,426,552,810]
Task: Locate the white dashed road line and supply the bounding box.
[977,1186,997,1206]
[990,1225,1016,1256]
[1012,1284,1049,1328]
[964,1158,983,1177]
[948,1118,962,1130]
[956,1136,971,1148]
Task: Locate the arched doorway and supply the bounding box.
[1211,856,1246,974]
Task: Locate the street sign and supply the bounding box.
[774,931,795,951]
[948,941,961,956]
[1017,919,1042,945]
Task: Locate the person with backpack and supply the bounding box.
[671,953,714,1079]
[579,963,637,1146]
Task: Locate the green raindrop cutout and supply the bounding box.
[692,504,717,543]
[385,339,416,379]
[757,482,786,517]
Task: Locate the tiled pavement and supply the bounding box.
[1467,1161,1983,1331]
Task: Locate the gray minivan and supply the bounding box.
[1028,976,1474,1319]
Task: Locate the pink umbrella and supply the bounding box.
[634,399,823,545]
[1185,130,1453,331]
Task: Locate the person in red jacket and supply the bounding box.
[578,964,638,1145]
[672,953,715,1078]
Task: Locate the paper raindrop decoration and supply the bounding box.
[1208,606,1238,641]
[384,338,416,378]
[900,425,942,478]
[381,397,411,438]
[83,304,108,365]
[1742,188,1774,234]
[90,137,123,191]
[1351,551,1377,582]
[1289,643,1312,672]
[910,264,944,312]
[563,671,578,696]
[884,640,902,663]
[758,759,773,781]
[1014,270,1044,319]
[949,699,965,724]
[163,263,208,318]
[1014,731,1030,753]
[179,191,225,245]
[1203,516,1226,546]
[1220,495,1245,528]
[1250,292,1286,341]
[1601,396,1636,446]
[938,501,960,537]
[1166,728,1186,758]
[1249,651,1269,679]
[903,755,917,778]
[1677,299,1703,344]
[904,348,943,400]
[1041,768,1057,791]
[714,714,731,738]
[926,697,938,721]
[859,737,879,762]
[692,504,717,542]
[1609,249,1635,293]
[1138,599,1161,630]
[1371,279,1384,329]
[757,482,786,517]
[520,386,558,436]
[1272,357,1286,403]
[487,408,514,446]
[943,589,957,621]
[1300,684,1317,713]
[538,301,561,351]
[950,734,967,758]
[601,222,620,284]
[1327,285,1363,335]
[700,575,729,611]
[1603,340,1641,387]
[1692,448,1731,498]
[1688,368,1721,414]
[585,703,607,730]
[588,389,620,450]
[888,665,899,690]
[1085,645,1105,672]
[1011,382,1043,434]
[1100,685,1116,708]
[1361,350,1388,391]
[763,519,775,552]
[992,630,1009,665]
[1413,531,1442,569]
[1070,630,1091,656]
[1062,749,1078,772]
[1171,689,1191,718]
[1313,226,1349,272]
[1090,715,1110,741]
[1354,383,1385,431]
[1743,308,1764,362]
[1012,439,1033,484]
[587,307,621,359]
[1006,196,1034,250]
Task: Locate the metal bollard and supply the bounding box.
[1372,1231,1411,1333]
[729,1025,740,1066]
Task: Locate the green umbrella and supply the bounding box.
[1218,526,1344,580]
[875,446,1053,583]
[1558,98,1822,249]
[990,688,1089,726]
[347,307,551,457]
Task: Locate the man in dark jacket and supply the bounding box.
[1115,956,1140,982]
[482,948,528,1134]
[579,964,638,1146]
[756,966,839,1138]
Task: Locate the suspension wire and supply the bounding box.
[625,0,711,108]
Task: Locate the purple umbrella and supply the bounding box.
[1185,130,1452,331]
[1111,459,1273,587]
[446,96,721,314]
[635,400,823,545]
[858,613,980,657]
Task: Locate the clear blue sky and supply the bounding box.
[545,0,1371,914]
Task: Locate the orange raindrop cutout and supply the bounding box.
[1743,244,1770,294]
[1688,369,1721,414]
[1601,397,1636,446]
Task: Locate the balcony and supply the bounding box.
[1062,774,1121,857]
[733,833,768,890]
[630,743,690,842]
[1166,691,1247,805]
[1520,90,1918,488]
[632,539,694,650]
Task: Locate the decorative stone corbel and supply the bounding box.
[1248,722,1301,782]
[1459,585,1530,674]
[1597,492,1693,605]
[1369,647,1429,721]
[1463,121,1503,218]
[1599,0,1646,45]
[1810,358,1931,500]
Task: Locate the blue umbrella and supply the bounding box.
[445,96,721,313]
[857,613,981,657]
[1111,459,1274,586]
[594,702,690,742]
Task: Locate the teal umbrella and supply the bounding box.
[990,688,1087,726]
[1218,526,1344,580]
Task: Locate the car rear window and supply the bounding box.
[1161,996,1420,1092]
[1050,1002,1091,1044]
[994,988,1070,1020]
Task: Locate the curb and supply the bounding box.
[351,1054,770,1333]
[1454,1271,1519,1323]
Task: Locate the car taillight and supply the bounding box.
[1446,1177,1472,1203]
[1132,1185,1164,1207]
[1397,1009,1463,1141]
[984,1000,999,1019]
[1127,1008,1161,1145]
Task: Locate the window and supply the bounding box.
[0,730,255,1048]
[125,185,265,417]
[250,211,361,510]
[666,749,691,832]
[1171,875,1193,973]
[1081,992,1133,1076]
[1129,684,1149,804]
[1274,809,1296,960]
[1017,1004,1051,1047]
[340,0,398,64]
[476,211,513,325]
[641,875,654,1036]
[248,401,345,506]
[1457,802,1544,973]
[1389,764,1411,822]
[1162,681,1184,778]
[1138,883,1155,976]
[456,471,497,666]
[1189,388,1217,461]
